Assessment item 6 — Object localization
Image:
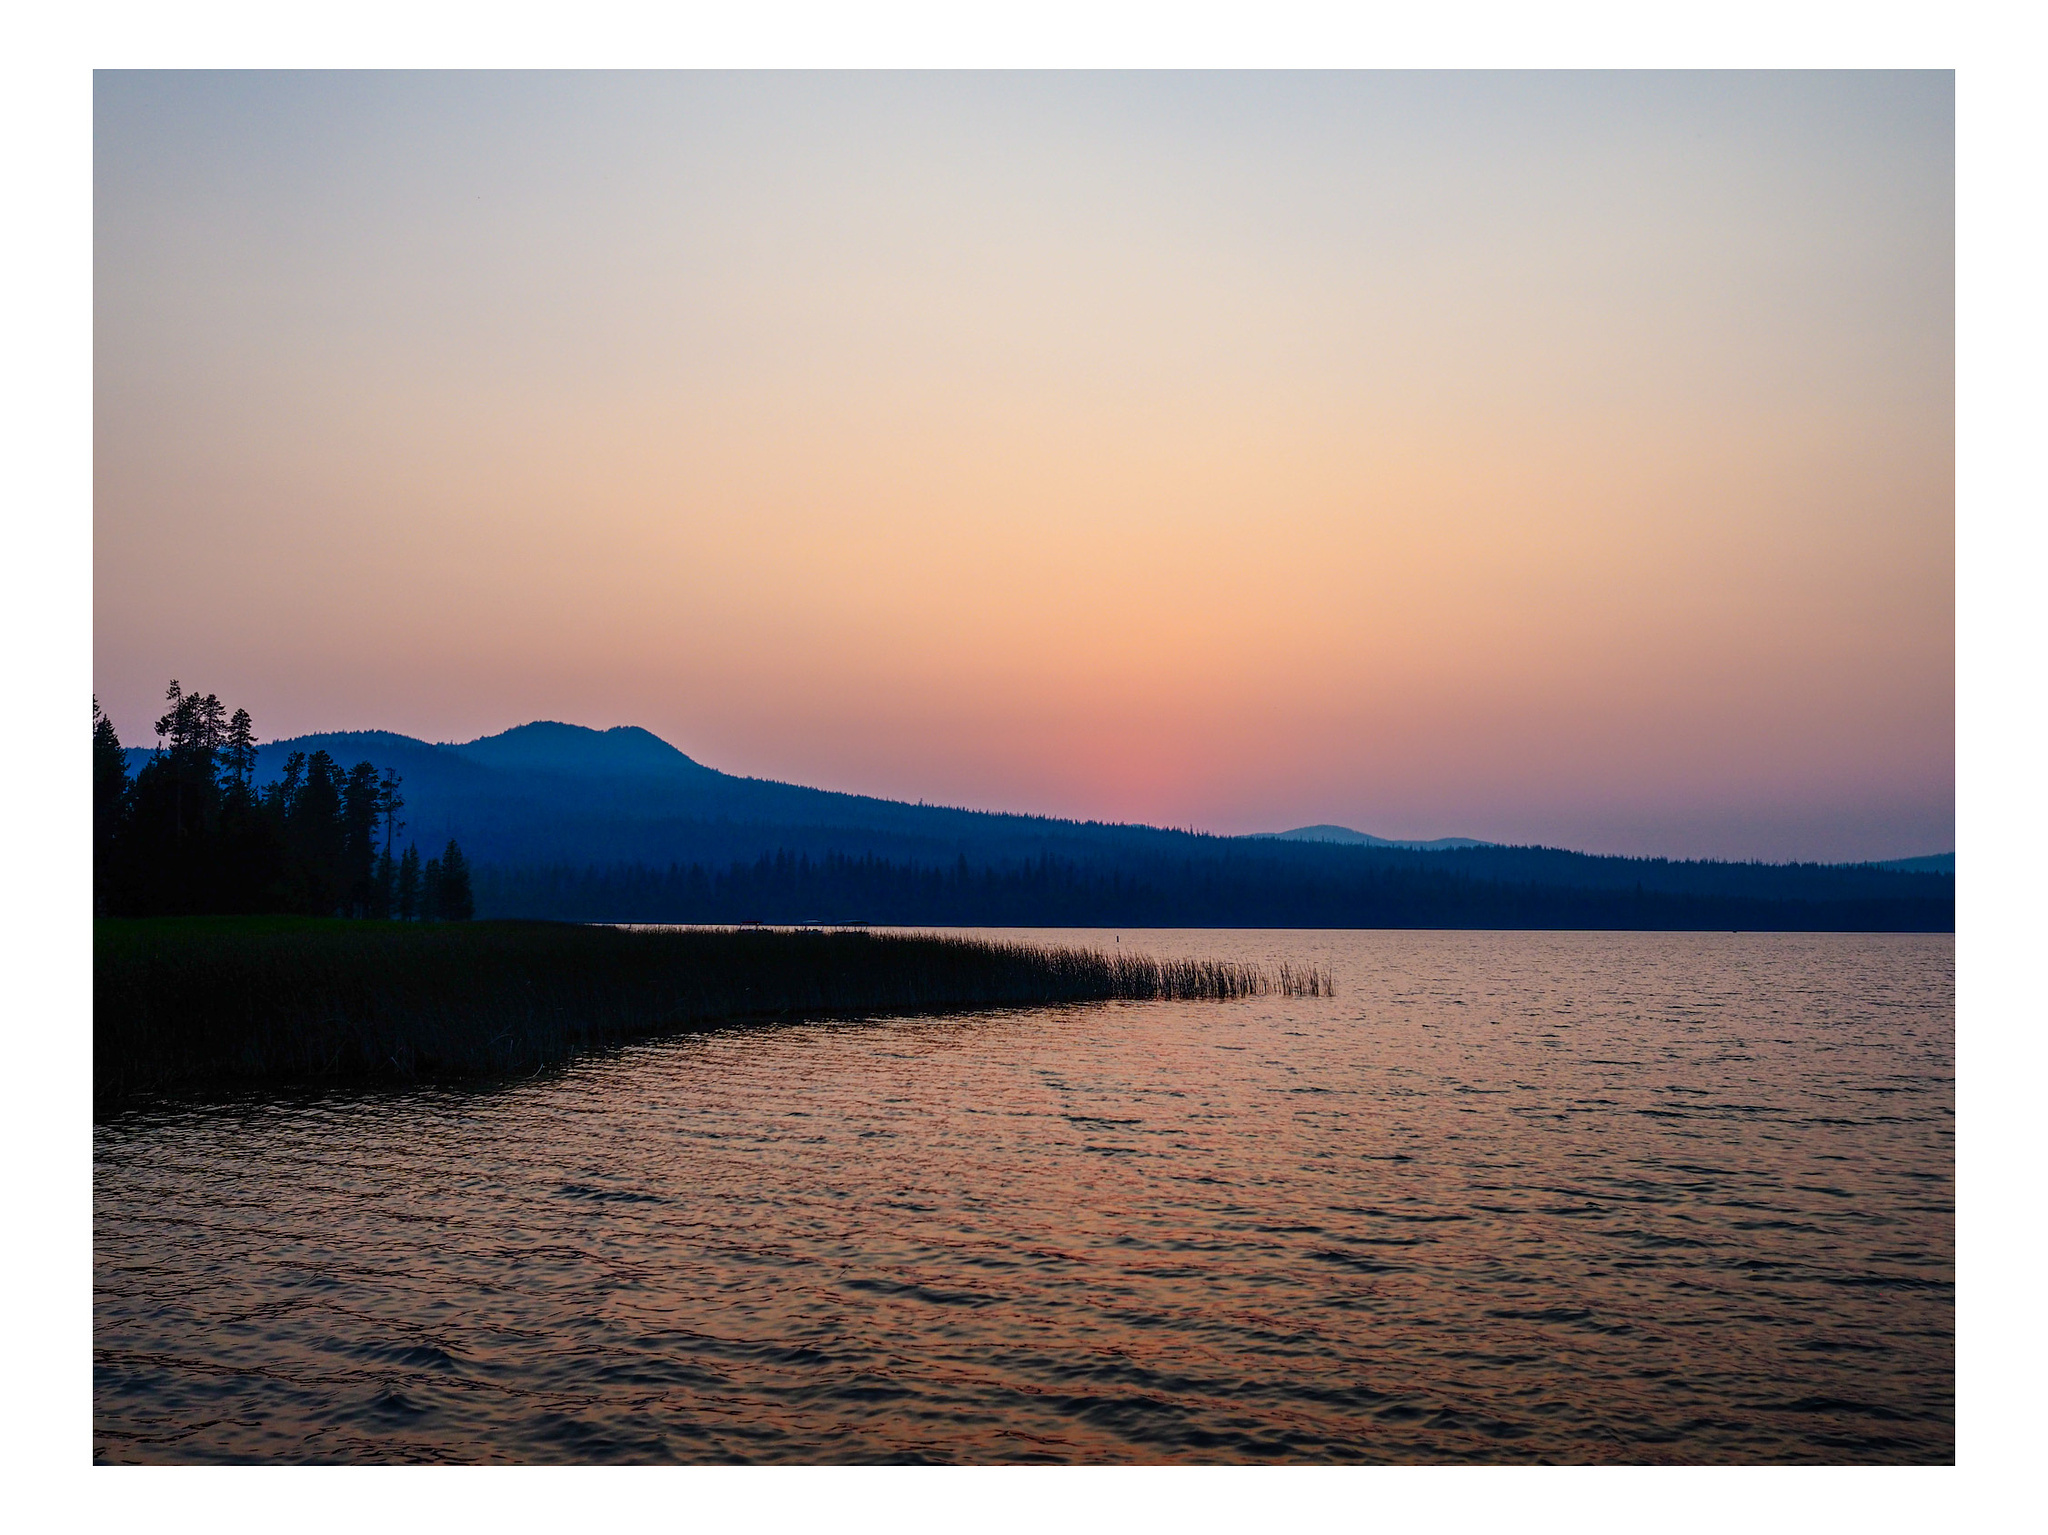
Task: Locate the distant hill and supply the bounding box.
[128,721,1211,872]
[1867,852,1954,875]
[446,721,719,780]
[1252,824,1494,852]
[122,721,1952,930]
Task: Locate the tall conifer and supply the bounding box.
[93,698,130,914]
[396,844,421,921]
[223,708,257,789]
[439,840,474,921]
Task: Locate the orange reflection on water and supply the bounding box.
[95,930,1953,1463]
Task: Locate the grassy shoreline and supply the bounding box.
[95,917,1321,1101]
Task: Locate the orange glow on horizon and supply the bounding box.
[93,72,1953,861]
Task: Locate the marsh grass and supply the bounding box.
[95,918,1330,1100]
[1274,961,1332,998]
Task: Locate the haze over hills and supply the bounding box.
[1252,825,1495,852]
[125,720,1951,929]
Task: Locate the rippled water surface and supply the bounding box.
[95,930,1953,1463]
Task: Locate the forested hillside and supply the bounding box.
[106,703,1951,930]
[475,849,1950,932]
[241,719,1951,930]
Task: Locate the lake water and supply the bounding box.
[94,929,1953,1464]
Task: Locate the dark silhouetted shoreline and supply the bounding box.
[95,918,1320,1103]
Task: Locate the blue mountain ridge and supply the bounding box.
[120,720,1954,912]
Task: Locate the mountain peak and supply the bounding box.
[446,721,713,778]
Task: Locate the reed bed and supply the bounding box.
[1275,961,1333,998]
[95,919,1331,1100]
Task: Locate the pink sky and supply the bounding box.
[94,72,1952,861]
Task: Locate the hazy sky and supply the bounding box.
[94,71,1952,861]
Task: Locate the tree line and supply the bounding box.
[95,683,473,921]
[472,847,1954,932]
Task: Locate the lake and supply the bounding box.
[93,928,1953,1463]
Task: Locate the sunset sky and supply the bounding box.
[93,71,1953,862]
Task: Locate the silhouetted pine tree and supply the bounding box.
[223,708,257,788]
[371,770,405,919]
[284,751,347,915]
[439,840,474,921]
[421,853,444,922]
[93,698,129,914]
[122,681,233,912]
[396,844,421,921]
[341,761,382,916]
